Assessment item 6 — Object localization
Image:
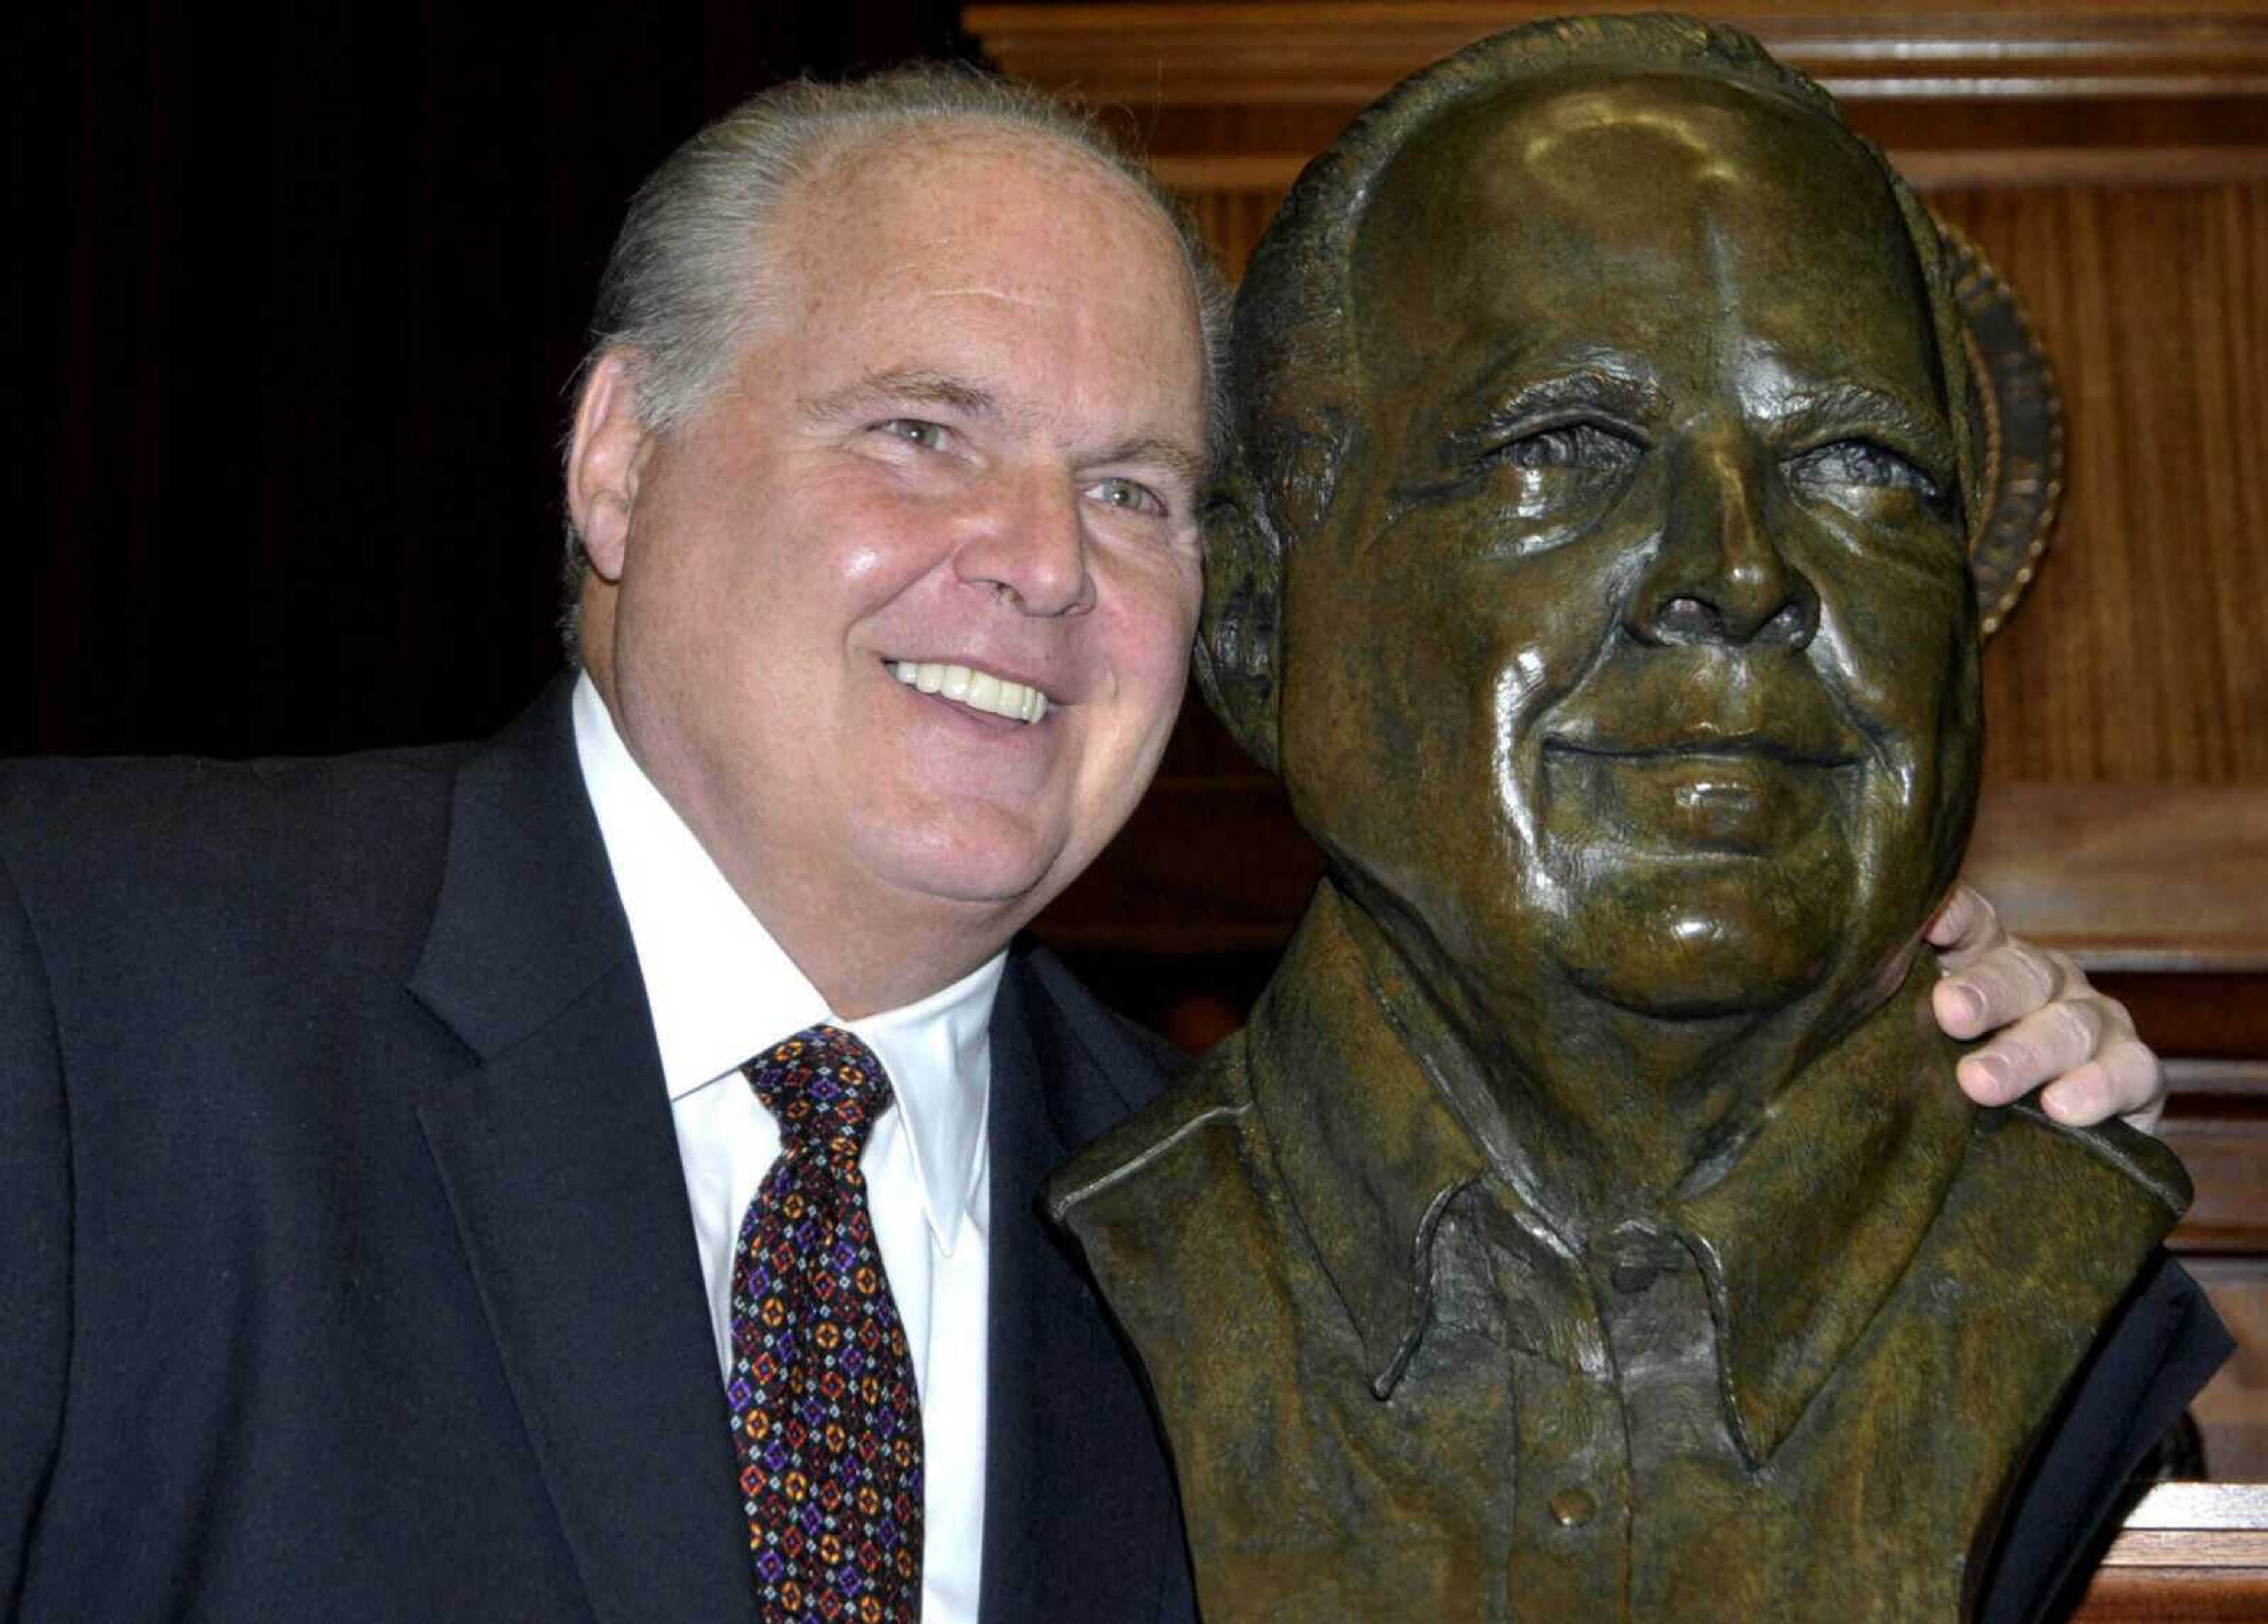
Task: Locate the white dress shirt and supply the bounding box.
[572,675,995,1623]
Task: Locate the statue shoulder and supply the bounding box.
[1048,1031,1321,1399]
[1989,1102,2193,1224]
[1047,1032,1263,1241]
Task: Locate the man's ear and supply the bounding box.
[565,350,651,582]
[1193,459,1285,774]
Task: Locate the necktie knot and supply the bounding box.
[742,1024,894,1163]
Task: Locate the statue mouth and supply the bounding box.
[1542,735,1859,856]
[1543,729,1860,771]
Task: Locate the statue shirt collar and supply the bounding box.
[1244,878,1975,1465]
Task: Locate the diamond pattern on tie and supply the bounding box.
[729,1024,923,1623]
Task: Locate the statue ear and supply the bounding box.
[1193,462,1285,775]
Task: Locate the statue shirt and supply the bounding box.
[1053,881,2204,1623]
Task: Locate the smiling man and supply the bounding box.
[1055,18,2228,1624]
[0,71,1214,1624]
[0,56,2197,1624]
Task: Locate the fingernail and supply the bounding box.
[1964,1054,2011,1098]
[1943,984,1984,1029]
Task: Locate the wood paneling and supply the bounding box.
[1960,785,2268,967]
[2188,1259,2268,1478]
[2071,1485,2268,1618]
[973,4,2268,110]
[1938,185,2268,785]
[2075,1568,2268,1620]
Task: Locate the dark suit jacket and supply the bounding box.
[0,681,1197,1623]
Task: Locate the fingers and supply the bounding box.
[1932,938,2069,1041]
[2041,1043,2166,1134]
[1925,883,2001,966]
[1928,889,2171,1132]
[1952,992,2167,1133]
[1953,994,2104,1105]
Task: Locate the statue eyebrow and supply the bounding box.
[797,368,999,425]
[1775,384,1957,480]
[1445,366,1664,458]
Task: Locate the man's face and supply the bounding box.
[582,135,1207,984]
[1280,74,1979,1026]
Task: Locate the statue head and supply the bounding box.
[1201,16,1984,1098]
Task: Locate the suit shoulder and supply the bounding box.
[1009,938,1190,1104]
[0,742,468,865]
[0,741,474,984]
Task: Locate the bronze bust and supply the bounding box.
[1052,16,2188,1620]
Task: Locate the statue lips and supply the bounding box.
[1543,688,1865,860]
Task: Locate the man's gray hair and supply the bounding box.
[563,63,1230,649]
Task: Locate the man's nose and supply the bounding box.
[954,468,1095,618]
[1629,434,1817,649]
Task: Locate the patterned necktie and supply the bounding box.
[728,1024,923,1622]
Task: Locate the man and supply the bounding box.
[1054,18,2227,1624]
[0,59,2175,1624]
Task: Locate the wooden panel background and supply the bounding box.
[970,2,2268,1553]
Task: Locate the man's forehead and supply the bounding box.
[746,127,1207,466]
[793,125,1171,264]
[774,129,1195,350]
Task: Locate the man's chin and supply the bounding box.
[860,829,1073,920]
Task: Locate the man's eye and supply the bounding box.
[1089,477,1166,517]
[877,419,950,452]
[1485,422,1641,474]
[1785,438,1942,503]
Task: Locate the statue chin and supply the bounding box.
[1553,879,1845,1025]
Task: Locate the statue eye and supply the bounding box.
[1488,421,1642,474]
[1785,438,1944,506]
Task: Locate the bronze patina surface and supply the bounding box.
[1052,15,2188,1621]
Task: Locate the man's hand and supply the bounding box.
[1927,885,2166,1133]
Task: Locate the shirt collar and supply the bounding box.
[1247,879,1972,1463]
[571,673,1002,1252]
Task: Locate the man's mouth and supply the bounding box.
[888,660,1051,724]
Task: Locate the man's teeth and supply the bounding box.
[890,660,1050,723]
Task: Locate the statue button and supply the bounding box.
[1548,1487,1596,1528]
[1609,1260,1660,1294]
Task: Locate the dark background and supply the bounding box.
[14,1,973,760]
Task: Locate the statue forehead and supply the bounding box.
[1347,69,1929,401]
[1354,71,1899,308]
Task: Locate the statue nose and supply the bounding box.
[1632,439,1817,649]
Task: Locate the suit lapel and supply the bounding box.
[409,683,757,1624]
[982,947,1197,1623]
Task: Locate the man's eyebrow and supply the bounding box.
[1093,435,1207,491]
[796,369,1000,425]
